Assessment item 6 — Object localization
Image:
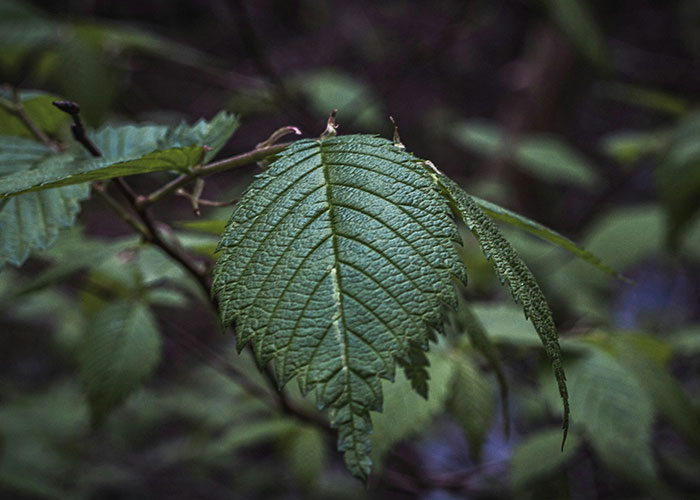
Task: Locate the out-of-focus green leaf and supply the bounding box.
[204,419,298,460]
[370,352,455,468]
[579,204,664,270]
[607,336,700,447]
[451,121,601,189]
[0,112,238,198]
[0,0,56,49]
[78,300,162,424]
[452,298,509,436]
[146,288,189,308]
[603,83,689,116]
[564,350,658,485]
[291,69,383,128]
[0,90,71,138]
[447,354,495,461]
[546,0,609,68]
[511,428,582,490]
[450,120,505,156]
[599,130,665,166]
[71,22,222,69]
[175,218,228,235]
[0,136,90,267]
[657,113,700,244]
[0,383,88,499]
[285,426,326,489]
[514,136,601,189]
[473,195,622,278]
[669,326,700,356]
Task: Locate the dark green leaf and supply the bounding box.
[213,135,466,479]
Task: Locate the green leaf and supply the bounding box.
[0,0,56,49]
[472,195,623,278]
[370,351,455,467]
[511,428,582,490]
[0,111,239,198]
[514,136,601,189]
[450,120,505,157]
[607,336,700,448]
[285,427,327,488]
[599,130,665,166]
[213,135,466,479]
[291,69,383,129]
[78,300,161,424]
[447,354,495,461]
[0,136,90,267]
[657,113,700,243]
[451,121,602,189]
[452,298,509,436]
[565,350,658,485]
[545,0,609,69]
[0,90,71,138]
[436,176,569,443]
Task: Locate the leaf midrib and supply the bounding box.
[318,139,363,467]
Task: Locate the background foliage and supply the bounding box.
[1,0,699,498]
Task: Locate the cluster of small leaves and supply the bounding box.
[0,91,237,267]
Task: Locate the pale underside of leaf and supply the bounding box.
[213,135,466,479]
[436,175,569,444]
[0,137,89,267]
[0,111,238,198]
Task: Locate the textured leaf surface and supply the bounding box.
[78,300,161,424]
[473,195,622,278]
[213,135,465,479]
[0,111,238,198]
[0,136,89,267]
[437,176,569,443]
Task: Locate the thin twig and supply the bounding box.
[91,182,149,236]
[52,101,102,157]
[140,141,291,208]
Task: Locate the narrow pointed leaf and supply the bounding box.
[213,135,466,479]
[437,176,569,443]
[472,195,624,279]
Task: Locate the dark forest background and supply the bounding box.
[1,0,700,499]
